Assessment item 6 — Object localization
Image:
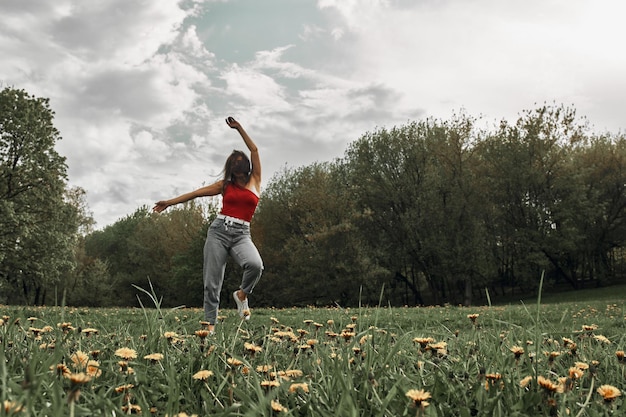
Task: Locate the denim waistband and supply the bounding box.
[216,214,250,226]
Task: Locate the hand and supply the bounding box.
[225,116,242,129]
[152,201,169,213]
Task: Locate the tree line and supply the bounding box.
[2,86,625,307]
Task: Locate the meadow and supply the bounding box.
[1,284,626,416]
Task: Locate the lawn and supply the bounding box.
[1,283,625,416]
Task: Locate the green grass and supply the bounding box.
[1,285,626,416]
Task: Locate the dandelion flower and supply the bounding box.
[284,369,303,378]
[510,346,524,359]
[574,362,589,371]
[406,389,431,409]
[192,370,214,381]
[520,376,533,388]
[568,367,584,380]
[597,385,621,402]
[121,404,142,414]
[115,347,137,360]
[270,400,287,413]
[114,384,135,394]
[593,335,611,344]
[616,350,626,363]
[227,357,243,367]
[413,337,435,348]
[163,331,179,341]
[81,328,98,336]
[86,360,102,378]
[244,342,262,354]
[289,382,309,393]
[144,353,164,363]
[467,313,479,323]
[50,363,71,378]
[261,380,281,389]
[195,329,210,339]
[537,376,560,393]
[256,365,273,373]
[70,351,89,369]
[3,400,23,413]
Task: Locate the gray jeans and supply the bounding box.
[203,218,263,324]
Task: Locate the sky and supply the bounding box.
[1,0,625,228]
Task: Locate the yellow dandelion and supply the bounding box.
[195,329,210,339]
[227,357,243,367]
[326,319,334,326]
[121,404,142,414]
[593,334,611,344]
[68,372,91,387]
[520,376,533,388]
[406,389,431,408]
[537,376,559,393]
[413,337,435,348]
[597,384,621,402]
[81,328,99,336]
[284,369,303,378]
[244,342,262,354]
[289,382,309,393]
[192,370,214,381]
[86,360,102,378]
[574,362,589,371]
[510,346,524,359]
[114,383,135,394]
[144,353,164,363]
[70,351,89,369]
[568,367,584,380]
[256,364,273,373]
[3,400,23,414]
[50,363,71,378]
[270,400,287,413]
[163,331,179,340]
[340,331,355,341]
[467,313,479,323]
[616,350,626,363]
[261,379,281,389]
[114,347,137,360]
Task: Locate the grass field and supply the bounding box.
[1,283,626,416]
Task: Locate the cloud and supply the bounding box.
[2,0,625,228]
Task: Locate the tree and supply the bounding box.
[343,115,493,305]
[253,162,385,307]
[0,87,78,305]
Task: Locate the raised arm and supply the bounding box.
[226,117,261,190]
[152,180,224,213]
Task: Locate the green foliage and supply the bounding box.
[1,288,626,416]
[0,87,79,305]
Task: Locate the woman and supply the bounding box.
[152,117,263,333]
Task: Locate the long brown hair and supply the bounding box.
[221,150,251,193]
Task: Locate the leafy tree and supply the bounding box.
[344,115,493,305]
[0,87,78,305]
[254,162,384,307]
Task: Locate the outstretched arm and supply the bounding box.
[152,180,223,213]
[226,117,261,190]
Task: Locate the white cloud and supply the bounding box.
[2,0,626,227]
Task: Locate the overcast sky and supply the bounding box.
[2,0,625,228]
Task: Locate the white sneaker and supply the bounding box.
[233,291,251,320]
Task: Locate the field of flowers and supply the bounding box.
[1,291,625,416]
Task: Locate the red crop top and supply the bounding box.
[220,183,260,222]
